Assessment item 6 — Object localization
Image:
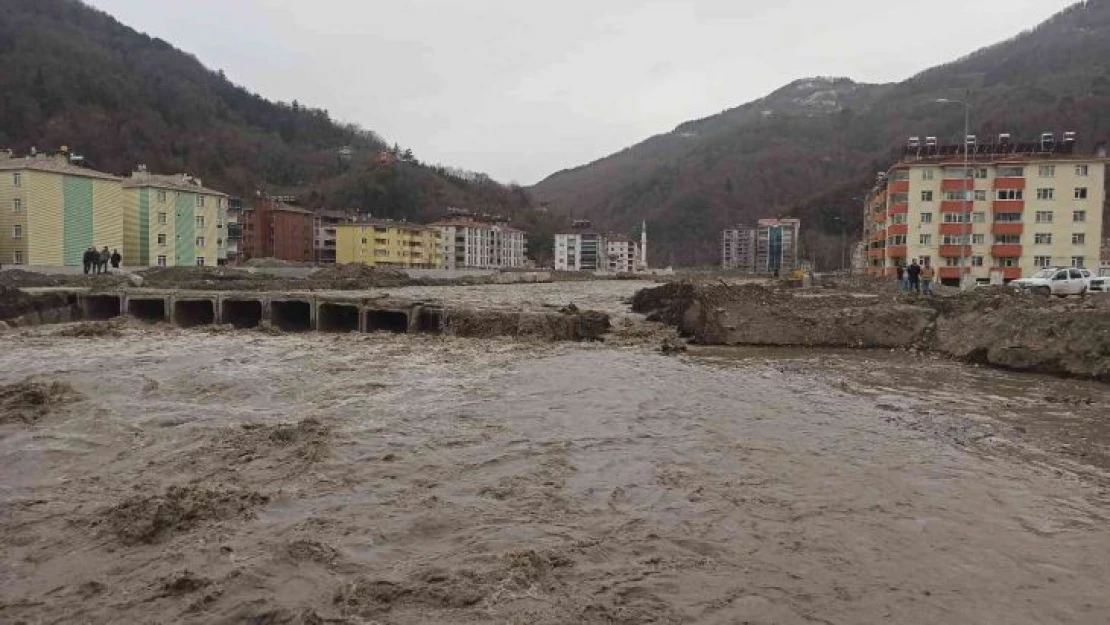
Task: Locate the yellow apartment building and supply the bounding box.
[0,151,123,267]
[864,133,1106,284]
[122,170,229,267]
[335,220,442,268]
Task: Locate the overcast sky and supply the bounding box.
[87,0,1075,185]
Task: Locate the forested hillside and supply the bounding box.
[532,0,1110,266]
[0,0,559,256]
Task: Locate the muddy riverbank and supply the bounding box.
[2,317,1109,623]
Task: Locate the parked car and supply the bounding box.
[1011,267,1091,297]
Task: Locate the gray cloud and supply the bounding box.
[87,0,1076,184]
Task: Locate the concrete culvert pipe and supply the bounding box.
[173,300,216,328]
[414,307,444,334]
[271,300,312,332]
[317,303,360,333]
[222,299,263,329]
[84,295,122,320]
[127,298,166,323]
[365,309,409,333]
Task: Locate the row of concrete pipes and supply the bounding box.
[77,292,436,334]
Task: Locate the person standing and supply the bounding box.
[907,259,922,293]
[99,246,110,275]
[921,263,935,295]
[895,264,906,291]
[82,247,94,275]
[110,249,122,270]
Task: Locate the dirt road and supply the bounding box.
[1,284,1108,623]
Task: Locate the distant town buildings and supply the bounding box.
[122,167,228,267]
[313,209,355,264]
[430,213,527,270]
[239,198,314,263]
[335,220,441,268]
[555,219,647,273]
[721,219,801,273]
[864,132,1106,284]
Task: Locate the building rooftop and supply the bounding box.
[337,219,438,232]
[429,217,523,232]
[0,153,121,181]
[123,171,228,196]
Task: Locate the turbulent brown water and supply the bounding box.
[1,281,1108,624]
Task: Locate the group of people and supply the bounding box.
[895,260,935,295]
[83,246,122,275]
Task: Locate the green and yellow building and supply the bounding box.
[0,152,123,266]
[122,170,228,267]
[335,220,442,268]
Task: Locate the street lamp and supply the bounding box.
[936,97,973,289]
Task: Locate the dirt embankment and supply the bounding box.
[633,282,1110,380]
[0,286,80,326]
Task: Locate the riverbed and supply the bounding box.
[1,289,1108,623]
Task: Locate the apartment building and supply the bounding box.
[0,151,123,266]
[430,216,527,270]
[122,169,228,267]
[314,209,354,264]
[239,199,314,262]
[721,219,801,272]
[335,220,441,268]
[606,235,641,273]
[864,133,1106,284]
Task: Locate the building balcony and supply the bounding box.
[993,200,1024,213]
[991,222,1023,236]
[993,177,1026,190]
[939,223,970,235]
[939,245,972,257]
[868,248,885,259]
[888,180,910,194]
[889,203,909,215]
[875,211,888,222]
[992,266,1023,280]
[887,224,908,236]
[939,267,963,280]
[940,200,973,213]
[991,244,1022,257]
[941,179,971,192]
[886,245,907,258]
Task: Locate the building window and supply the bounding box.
[920,212,933,223]
[157,233,167,246]
[1072,233,1086,245]
[920,190,933,202]
[996,189,1023,200]
[361,238,368,244]
[157,255,167,267]
[196,236,205,247]
[922,169,934,180]
[970,256,983,266]
[218,198,225,209]
[1071,256,1085,268]
[1034,233,1052,245]
[196,257,205,267]
[944,257,963,267]
[1034,211,1053,223]
[1073,210,1086,222]
[972,234,985,245]
[13,198,22,213]
[157,190,167,203]
[12,225,22,239]
[1035,188,1054,200]
[12,172,22,187]
[996,257,1018,267]
[1034,256,1052,267]
[157,212,167,225]
[974,168,989,179]
[1074,187,1088,199]
[994,212,1021,222]
[943,190,967,201]
[196,196,205,208]
[942,235,969,245]
[997,166,1023,178]
[973,190,987,201]
[890,193,909,205]
[943,212,970,224]
[890,213,907,224]
[1038,165,1055,177]
[195,216,205,228]
[13,250,23,265]
[919,234,932,245]
[1075,164,1089,176]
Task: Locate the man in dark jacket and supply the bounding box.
[82,247,95,275]
[907,259,922,293]
[110,249,122,269]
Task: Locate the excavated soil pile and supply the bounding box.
[137,266,284,291]
[632,281,935,348]
[0,379,79,425]
[443,308,611,341]
[103,485,269,545]
[0,286,77,324]
[634,281,1110,379]
[308,264,419,289]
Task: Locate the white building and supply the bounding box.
[431,217,527,269]
[554,231,605,271]
[606,236,640,273]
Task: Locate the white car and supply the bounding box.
[1011,267,1091,297]
[1089,275,1109,293]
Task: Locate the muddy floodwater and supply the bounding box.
[1,282,1109,624]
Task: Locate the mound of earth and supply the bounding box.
[137,266,284,291]
[308,264,418,289]
[103,485,269,544]
[0,379,80,425]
